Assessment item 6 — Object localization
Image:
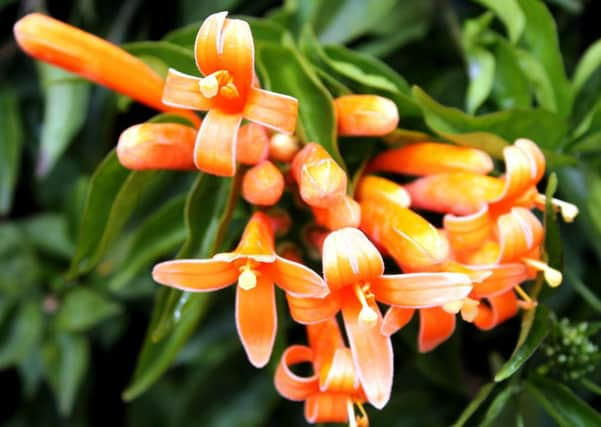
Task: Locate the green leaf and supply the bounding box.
[572,38,601,96]
[0,224,40,297]
[494,305,551,382]
[54,288,121,332]
[123,173,239,401]
[491,39,531,109]
[516,0,572,117]
[515,48,557,112]
[36,64,90,177]
[123,41,198,76]
[256,42,342,166]
[543,173,562,270]
[474,0,525,43]
[0,299,44,369]
[465,46,495,113]
[566,269,601,314]
[479,385,519,427]
[526,376,601,427]
[412,86,568,156]
[21,213,74,259]
[42,332,89,415]
[68,150,167,277]
[451,382,496,427]
[109,195,186,292]
[0,86,23,215]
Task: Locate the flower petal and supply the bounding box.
[236,123,269,165]
[244,87,298,134]
[162,68,213,111]
[320,348,359,393]
[372,272,472,308]
[286,292,341,324]
[341,290,393,409]
[236,274,277,368]
[312,196,361,231]
[474,291,519,330]
[274,344,319,401]
[305,393,349,424]
[469,263,528,298]
[496,207,543,262]
[266,256,328,298]
[307,318,346,371]
[356,175,411,208]
[444,206,493,256]
[194,12,227,76]
[152,259,237,291]
[381,307,415,336]
[418,307,456,352]
[194,108,242,176]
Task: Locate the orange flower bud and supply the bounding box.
[14,13,199,126]
[334,95,399,136]
[236,123,269,165]
[355,175,411,208]
[313,196,361,230]
[117,123,197,170]
[269,133,300,163]
[242,161,285,206]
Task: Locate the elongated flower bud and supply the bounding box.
[117,123,196,170]
[334,95,399,136]
[14,13,199,126]
[242,161,285,206]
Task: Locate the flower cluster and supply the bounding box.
[14,10,578,426]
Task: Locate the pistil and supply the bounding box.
[534,194,579,223]
[238,259,258,290]
[522,257,563,287]
[353,282,377,327]
[198,70,237,99]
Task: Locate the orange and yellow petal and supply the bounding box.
[418,307,456,352]
[162,69,213,112]
[242,161,284,206]
[444,207,493,257]
[371,272,472,308]
[265,256,328,298]
[381,307,415,336]
[228,211,277,260]
[236,123,269,165]
[307,318,346,371]
[300,159,348,208]
[152,259,238,291]
[305,393,350,424]
[193,108,242,176]
[286,292,341,324]
[334,95,399,137]
[236,274,277,368]
[117,123,197,170]
[312,196,361,230]
[319,348,359,393]
[474,291,519,330]
[341,290,393,409]
[496,208,543,263]
[469,263,528,299]
[274,345,319,401]
[355,175,411,208]
[322,228,384,291]
[244,87,298,134]
[367,142,493,176]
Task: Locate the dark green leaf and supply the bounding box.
[494,305,551,382]
[572,38,601,96]
[256,42,342,166]
[0,299,44,369]
[526,376,601,427]
[21,213,74,259]
[0,224,39,297]
[68,150,167,277]
[479,385,519,427]
[0,86,23,215]
[491,39,531,109]
[123,41,198,76]
[36,64,90,177]
[42,332,89,415]
[412,86,568,156]
[451,382,496,427]
[543,173,562,270]
[566,269,601,314]
[515,48,557,112]
[54,288,121,332]
[123,173,240,401]
[474,0,525,43]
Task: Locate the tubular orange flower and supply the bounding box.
[286,228,473,408]
[355,175,411,209]
[161,12,298,176]
[334,95,399,137]
[237,123,270,165]
[367,142,493,176]
[14,13,199,126]
[152,212,327,367]
[275,319,368,425]
[116,123,197,170]
[242,160,285,206]
[312,196,361,230]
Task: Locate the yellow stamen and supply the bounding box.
[353,283,377,327]
[220,82,239,99]
[535,194,579,223]
[199,74,219,98]
[460,298,480,322]
[238,260,257,291]
[442,300,463,314]
[522,257,563,287]
[347,399,357,427]
[198,70,235,99]
[514,284,537,309]
[346,400,369,427]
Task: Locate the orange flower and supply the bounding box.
[237,123,270,165]
[355,175,411,209]
[242,161,285,206]
[275,319,368,425]
[161,12,298,176]
[334,95,399,137]
[312,196,361,230]
[14,13,199,126]
[152,212,327,367]
[286,228,473,407]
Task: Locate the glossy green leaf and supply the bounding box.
[54,288,121,332]
[21,213,74,259]
[491,39,531,109]
[526,376,601,427]
[516,0,572,117]
[0,86,23,216]
[479,385,519,427]
[474,0,525,43]
[572,38,601,96]
[451,382,495,427]
[412,86,568,156]
[36,64,90,177]
[0,299,44,369]
[123,41,198,76]
[465,46,495,114]
[494,305,551,382]
[109,195,186,292]
[515,48,557,112]
[256,42,342,166]
[68,150,167,278]
[123,173,239,401]
[42,332,90,415]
